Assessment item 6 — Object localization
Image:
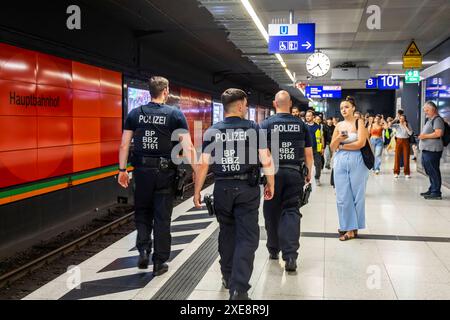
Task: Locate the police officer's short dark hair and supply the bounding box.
[306,110,315,116]
[149,76,169,98]
[291,105,300,111]
[221,88,247,112]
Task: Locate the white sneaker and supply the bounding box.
[405,175,411,179]
[375,170,380,175]
[315,179,321,186]
[394,174,399,178]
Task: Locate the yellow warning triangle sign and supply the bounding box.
[403,40,422,57]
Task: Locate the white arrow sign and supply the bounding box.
[301,41,312,50]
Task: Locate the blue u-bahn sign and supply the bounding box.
[268,23,315,54]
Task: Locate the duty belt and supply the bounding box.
[278,162,305,172]
[133,156,175,169]
[215,173,249,181]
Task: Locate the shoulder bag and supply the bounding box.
[355,120,374,170]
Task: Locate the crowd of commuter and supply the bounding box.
[119,77,447,300]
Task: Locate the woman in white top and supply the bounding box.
[391,115,413,178]
[330,96,370,241]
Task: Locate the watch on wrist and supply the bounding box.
[118,168,127,172]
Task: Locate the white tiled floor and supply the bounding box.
[25,155,450,300]
[188,155,450,300]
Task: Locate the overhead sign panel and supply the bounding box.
[403,40,422,69]
[366,77,377,89]
[377,75,400,89]
[305,86,341,98]
[405,69,420,83]
[268,23,315,54]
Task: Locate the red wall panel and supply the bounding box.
[100,118,122,142]
[0,149,38,188]
[37,146,73,179]
[0,43,36,83]
[73,118,100,144]
[72,61,100,92]
[100,68,122,95]
[0,116,37,152]
[0,42,123,189]
[37,53,72,88]
[36,85,73,117]
[38,117,73,148]
[100,141,120,166]
[0,79,37,116]
[73,143,101,172]
[73,90,100,117]
[100,93,122,118]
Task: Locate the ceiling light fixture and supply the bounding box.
[285,68,295,82]
[376,73,405,76]
[387,61,438,65]
[240,0,269,43]
[275,54,287,68]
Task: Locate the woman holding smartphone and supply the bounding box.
[330,96,370,241]
[391,115,413,178]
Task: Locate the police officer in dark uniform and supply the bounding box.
[118,76,196,275]
[194,88,275,300]
[260,90,313,272]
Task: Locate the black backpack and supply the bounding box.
[431,116,450,147]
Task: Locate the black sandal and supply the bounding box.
[339,229,358,237]
[339,231,356,241]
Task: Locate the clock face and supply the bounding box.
[306,53,331,77]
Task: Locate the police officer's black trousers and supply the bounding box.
[263,168,303,261]
[213,180,260,295]
[133,166,176,263]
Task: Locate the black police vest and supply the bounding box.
[208,118,259,177]
[132,103,176,159]
[264,115,307,165]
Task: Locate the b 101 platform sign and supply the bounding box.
[377,75,400,89]
[268,23,315,54]
[366,77,377,89]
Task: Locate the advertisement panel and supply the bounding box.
[127,87,151,114]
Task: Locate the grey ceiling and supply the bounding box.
[199,0,450,101]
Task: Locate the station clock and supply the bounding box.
[306,52,331,77]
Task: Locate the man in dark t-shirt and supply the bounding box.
[118,76,196,274]
[260,90,313,272]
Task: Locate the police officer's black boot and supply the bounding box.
[229,290,250,300]
[222,278,229,290]
[137,250,150,269]
[269,252,279,260]
[153,262,169,276]
[285,257,297,272]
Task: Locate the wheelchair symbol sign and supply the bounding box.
[279,41,288,51]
